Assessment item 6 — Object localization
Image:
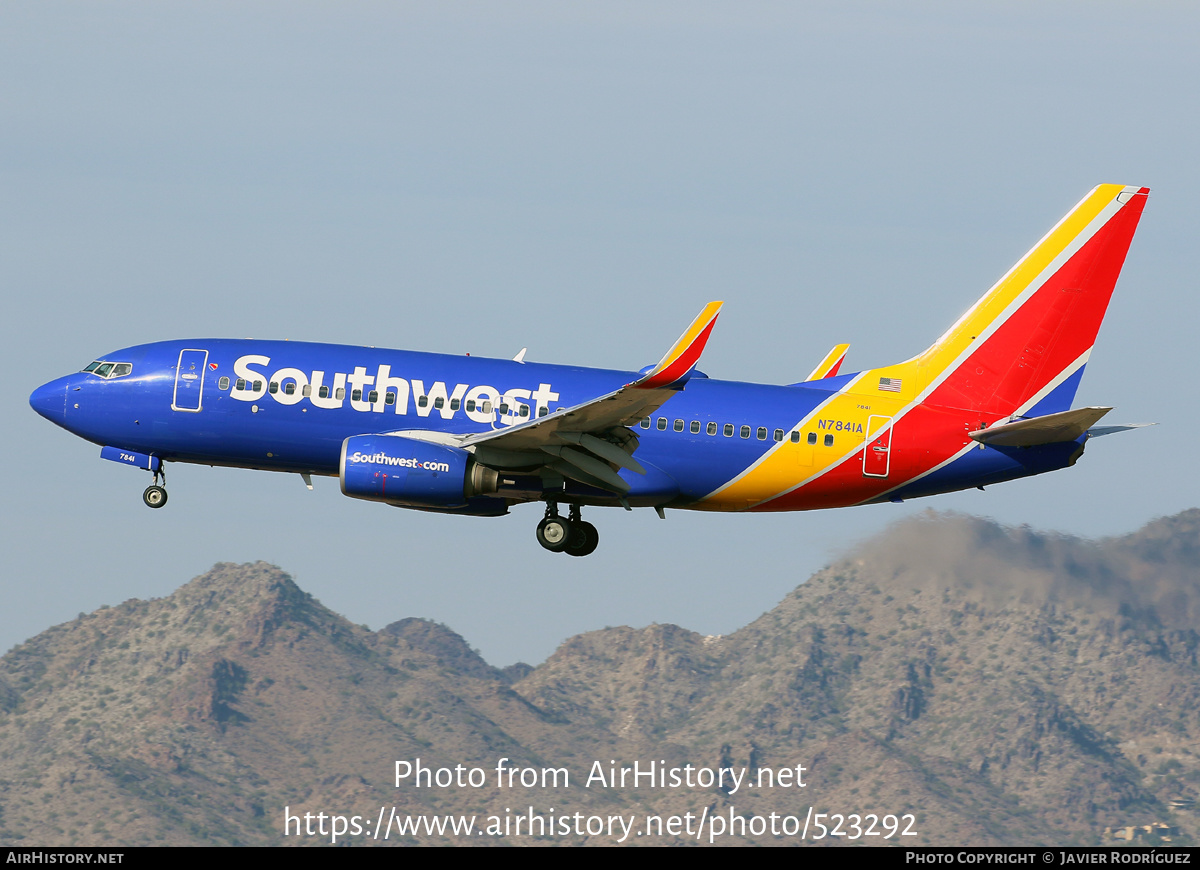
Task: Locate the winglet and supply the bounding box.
[634,301,723,389]
[805,343,850,381]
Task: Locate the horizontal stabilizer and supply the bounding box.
[969,406,1112,447]
[805,343,850,381]
[1088,422,1157,438]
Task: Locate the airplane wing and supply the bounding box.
[457,302,723,493]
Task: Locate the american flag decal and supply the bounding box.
[878,377,902,392]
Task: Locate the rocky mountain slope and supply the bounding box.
[2,511,1198,846]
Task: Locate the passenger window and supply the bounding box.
[253,380,263,392]
[385,392,396,405]
[499,403,510,415]
[790,430,800,443]
[707,422,717,435]
[808,432,817,445]
[235,378,246,391]
[319,385,329,399]
[269,382,279,394]
[284,383,296,396]
[466,399,476,412]
[538,406,548,417]
[368,390,378,403]
[335,387,345,400]
[640,418,651,429]
[450,398,461,411]
[773,429,784,442]
[824,434,834,447]
[740,426,751,439]
[690,421,701,434]
[723,424,734,437]
[434,397,444,409]
[482,401,493,413]
[351,389,362,402]
[757,427,767,440]
[673,419,684,432]
[218,377,230,390]
[302,384,311,397]
[657,418,668,431]
[418,395,428,408]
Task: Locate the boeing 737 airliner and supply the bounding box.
[30,185,1150,556]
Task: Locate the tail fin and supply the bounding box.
[881,185,1148,417]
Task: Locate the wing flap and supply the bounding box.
[542,445,632,493]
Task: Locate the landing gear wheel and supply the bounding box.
[564,520,599,557]
[143,485,168,509]
[536,516,571,552]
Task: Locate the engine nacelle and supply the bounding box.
[339,435,498,508]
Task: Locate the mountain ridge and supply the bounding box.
[2,510,1198,845]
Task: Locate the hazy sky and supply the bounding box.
[4,2,1197,666]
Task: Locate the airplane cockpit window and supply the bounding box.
[82,360,133,379]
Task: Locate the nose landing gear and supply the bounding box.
[535,502,600,556]
[142,466,168,509]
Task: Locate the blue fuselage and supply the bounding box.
[29,338,1082,513]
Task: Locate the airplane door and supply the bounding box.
[172,349,209,412]
[863,415,893,478]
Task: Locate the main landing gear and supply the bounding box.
[142,466,168,509]
[536,503,599,557]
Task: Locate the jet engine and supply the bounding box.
[339,434,498,508]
